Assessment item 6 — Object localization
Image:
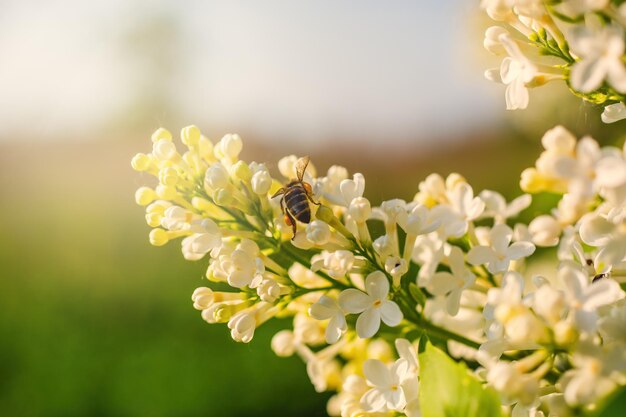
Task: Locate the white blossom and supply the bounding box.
[602,102,626,124]
[360,358,410,412]
[468,224,536,274]
[309,295,348,344]
[339,271,403,338]
[569,24,626,93]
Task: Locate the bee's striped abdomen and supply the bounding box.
[284,182,311,223]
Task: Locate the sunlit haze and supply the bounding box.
[0,0,503,147]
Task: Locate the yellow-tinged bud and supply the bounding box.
[554,321,579,346]
[151,127,172,142]
[214,188,234,206]
[158,167,179,186]
[232,160,252,182]
[146,201,169,214]
[520,168,567,194]
[446,173,466,190]
[213,302,248,322]
[135,187,157,206]
[181,125,201,146]
[131,153,151,171]
[192,197,213,212]
[198,136,214,160]
[315,205,354,239]
[149,228,169,246]
[156,184,177,200]
[145,212,162,227]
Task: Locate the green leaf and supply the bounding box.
[409,283,427,307]
[419,342,502,417]
[593,385,626,417]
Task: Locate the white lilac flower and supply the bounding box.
[214,133,243,163]
[558,264,624,333]
[430,182,485,239]
[338,271,403,338]
[485,32,539,110]
[561,343,624,406]
[527,215,561,247]
[579,211,626,267]
[397,203,443,262]
[311,250,356,279]
[479,190,531,224]
[557,0,609,15]
[212,239,265,288]
[306,220,332,245]
[181,219,222,260]
[339,173,366,207]
[468,224,536,274]
[256,278,281,303]
[487,361,540,407]
[598,300,626,344]
[569,24,626,93]
[250,166,272,195]
[271,330,296,357]
[426,246,476,316]
[360,358,410,412]
[602,102,626,124]
[309,295,348,344]
[394,339,420,417]
[312,165,347,204]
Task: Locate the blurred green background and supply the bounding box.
[1,1,625,416]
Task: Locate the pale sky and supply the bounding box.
[0,0,504,147]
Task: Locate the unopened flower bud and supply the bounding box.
[198,135,214,159]
[306,220,331,245]
[151,127,172,143]
[158,166,179,186]
[554,321,579,346]
[205,163,230,190]
[153,139,177,160]
[271,330,296,357]
[251,169,272,194]
[131,153,151,171]
[232,160,252,182]
[257,278,281,303]
[181,125,201,146]
[214,188,234,206]
[156,184,177,200]
[215,134,243,160]
[149,228,169,246]
[191,287,214,310]
[135,187,156,206]
[348,197,371,223]
[446,173,466,190]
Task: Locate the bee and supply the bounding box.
[272,156,320,239]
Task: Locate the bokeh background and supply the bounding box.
[1,1,625,416]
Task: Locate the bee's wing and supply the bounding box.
[295,156,310,181]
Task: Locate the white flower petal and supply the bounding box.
[506,241,536,260]
[570,57,607,93]
[380,301,403,326]
[339,289,371,313]
[365,271,389,300]
[356,307,381,338]
[310,295,340,320]
[467,246,496,266]
[363,359,392,387]
[361,387,387,412]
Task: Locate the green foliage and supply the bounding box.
[592,386,626,417]
[418,342,502,417]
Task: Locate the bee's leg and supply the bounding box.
[279,196,286,214]
[271,188,286,199]
[306,193,321,206]
[284,210,297,239]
